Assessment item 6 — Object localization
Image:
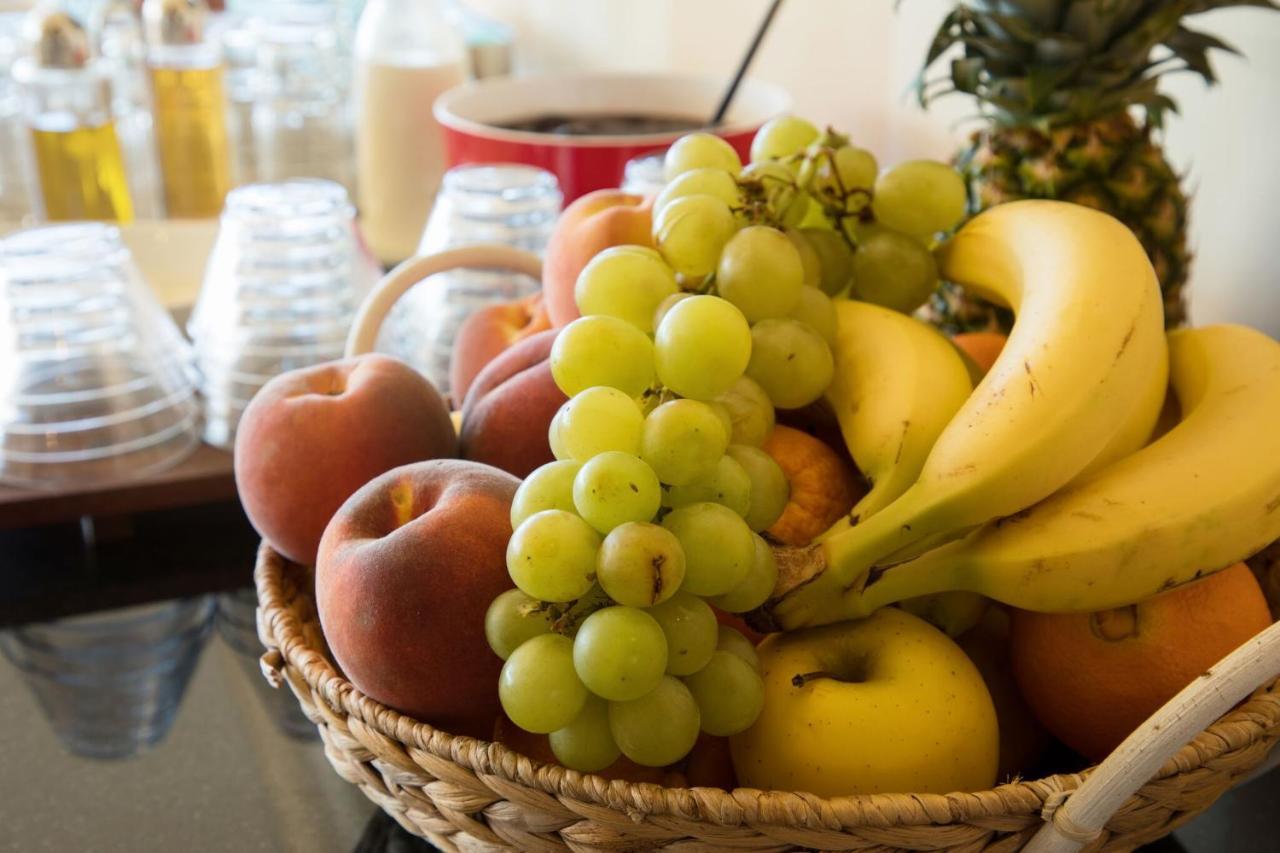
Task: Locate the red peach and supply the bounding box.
[450,291,551,404]
[459,329,565,478]
[234,354,456,566]
[316,459,519,735]
[543,189,654,327]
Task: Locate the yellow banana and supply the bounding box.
[822,300,974,531]
[768,201,1168,629]
[840,323,1280,615]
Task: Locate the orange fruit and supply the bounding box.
[1010,563,1272,762]
[762,425,865,546]
[952,332,1007,376]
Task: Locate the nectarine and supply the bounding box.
[543,189,654,327]
[460,329,566,478]
[234,354,456,566]
[316,460,519,735]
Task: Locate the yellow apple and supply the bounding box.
[729,607,998,796]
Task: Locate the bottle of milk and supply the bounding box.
[353,0,466,265]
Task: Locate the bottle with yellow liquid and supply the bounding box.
[142,0,230,218]
[13,10,134,223]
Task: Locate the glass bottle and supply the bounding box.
[0,1,35,224]
[142,0,231,218]
[95,0,163,219]
[377,164,561,397]
[354,0,466,265]
[252,1,352,191]
[13,8,134,222]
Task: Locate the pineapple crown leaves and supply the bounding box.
[917,0,1279,129]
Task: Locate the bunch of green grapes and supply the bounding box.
[660,117,970,317]
[486,230,795,772]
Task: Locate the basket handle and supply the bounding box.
[344,244,545,358]
[1026,617,1280,852]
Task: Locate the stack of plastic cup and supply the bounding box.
[0,223,202,489]
[189,179,379,449]
[0,596,216,760]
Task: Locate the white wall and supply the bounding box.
[467,0,1280,336]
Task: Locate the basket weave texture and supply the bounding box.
[255,543,1280,852]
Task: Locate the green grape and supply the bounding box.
[640,398,729,486]
[871,159,968,239]
[573,451,662,533]
[654,295,752,401]
[746,318,835,409]
[682,650,764,736]
[739,161,808,226]
[485,588,554,660]
[661,502,755,596]
[663,455,752,519]
[716,625,760,671]
[789,286,837,345]
[664,132,741,181]
[724,446,789,532]
[654,167,743,217]
[653,194,738,279]
[572,605,668,701]
[575,246,679,333]
[849,225,939,314]
[551,315,656,398]
[647,591,718,676]
[507,510,602,602]
[549,695,620,772]
[708,401,734,439]
[549,386,644,462]
[712,376,775,447]
[715,226,804,323]
[561,584,614,636]
[802,227,854,296]
[783,228,821,289]
[499,633,588,733]
[596,521,686,607]
[608,676,701,766]
[511,460,581,528]
[653,291,693,329]
[750,115,819,163]
[810,145,878,214]
[709,532,778,612]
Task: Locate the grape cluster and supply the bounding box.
[485,117,970,774]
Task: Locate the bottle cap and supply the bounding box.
[27,8,90,70]
[142,0,207,47]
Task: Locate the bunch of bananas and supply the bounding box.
[757,201,1280,631]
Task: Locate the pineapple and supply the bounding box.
[917,0,1276,333]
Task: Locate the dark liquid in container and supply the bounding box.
[498,113,704,136]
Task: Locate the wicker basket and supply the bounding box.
[255,544,1280,853]
[254,246,1280,851]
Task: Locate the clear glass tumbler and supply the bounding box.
[621,151,666,196]
[189,179,379,449]
[0,223,202,488]
[377,164,561,398]
[0,596,216,760]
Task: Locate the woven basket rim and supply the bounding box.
[254,540,1280,831]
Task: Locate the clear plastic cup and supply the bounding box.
[189,179,379,449]
[0,224,202,489]
[0,596,216,760]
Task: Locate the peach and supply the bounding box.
[543,189,654,327]
[316,459,519,735]
[450,291,551,404]
[234,354,456,566]
[460,329,566,478]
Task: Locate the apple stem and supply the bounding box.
[791,670,847,687]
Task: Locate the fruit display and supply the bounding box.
[917,0,1274,333]
[244,111,1279,816]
